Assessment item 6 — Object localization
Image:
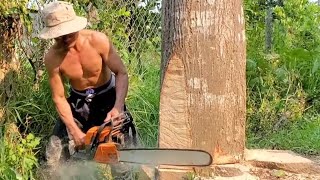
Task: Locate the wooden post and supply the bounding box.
[158,0,246,176]
[265,2,273,53]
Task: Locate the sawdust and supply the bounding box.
[36,135,108,180]
[37,135,142,180]
[44,136,63,171]
[38,161,111,180]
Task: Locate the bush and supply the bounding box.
[0,125,40,180]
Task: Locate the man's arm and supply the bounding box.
[44,53,84,141]
[93,32,129,112]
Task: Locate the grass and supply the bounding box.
[247,114,320,155]
[126,58,160,147]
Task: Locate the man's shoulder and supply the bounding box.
[44,46,60,70]
[81,29,109,44]
[81,29,110,51]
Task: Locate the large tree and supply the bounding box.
[159,0,247,164]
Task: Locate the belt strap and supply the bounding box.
[71,74,115,97]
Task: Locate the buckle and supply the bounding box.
[85,88,95,102]
[86,88,95,95]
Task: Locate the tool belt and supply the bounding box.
[69,74,116,122]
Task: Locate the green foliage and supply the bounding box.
[248,115,320,154]
[0,126,40,180]
[245,0,320,150]
[0,0,29,17]
[0,0,33,33]
[126,55,160,147]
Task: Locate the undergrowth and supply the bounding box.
[0,125,40,180]
[247,115,320,155]
[245,0,320,154]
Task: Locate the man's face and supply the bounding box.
[55,32,78,45]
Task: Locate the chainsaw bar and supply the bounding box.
[118,148,213,166]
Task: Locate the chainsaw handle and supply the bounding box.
[90,112,130,148]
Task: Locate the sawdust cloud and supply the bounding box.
[36,135,110,179]
[39,161,111,180]
[37,135,148,180]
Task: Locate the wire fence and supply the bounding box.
[21,0,162,81]
[8,0,163,146]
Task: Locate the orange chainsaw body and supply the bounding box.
[84,126,111,145]
[94,142,119,163]
[84,124,120,164]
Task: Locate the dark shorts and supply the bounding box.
[50,76,137,158]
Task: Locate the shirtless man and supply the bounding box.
[39,1,137,168]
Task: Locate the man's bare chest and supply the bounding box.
[59,49,103,80]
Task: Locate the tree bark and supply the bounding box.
[159,0,246,164]
[0,16,20,122]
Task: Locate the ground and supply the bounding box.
[189,163,320,180]
[250,165,320,180]
[156,150,320,180]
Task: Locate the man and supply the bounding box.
[39,1,137,177]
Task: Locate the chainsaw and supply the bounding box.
[71,112,213,167]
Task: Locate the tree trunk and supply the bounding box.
[0,16,20,122]
[159,0,246,164]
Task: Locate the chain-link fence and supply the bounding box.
[0,1,162,179]
[10,0,163,147]
[22,0,162,80]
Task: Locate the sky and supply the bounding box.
[309,0,319,3]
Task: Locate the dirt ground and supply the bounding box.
[250,156,320,180]
[250,167,320,180]
[305,155,320,164]
[193,166,320,180]
[192,155,320,180]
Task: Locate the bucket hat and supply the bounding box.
[39,1,87,39]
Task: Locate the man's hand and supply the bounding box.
[104,107,123,126]
[72,130,86,150]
